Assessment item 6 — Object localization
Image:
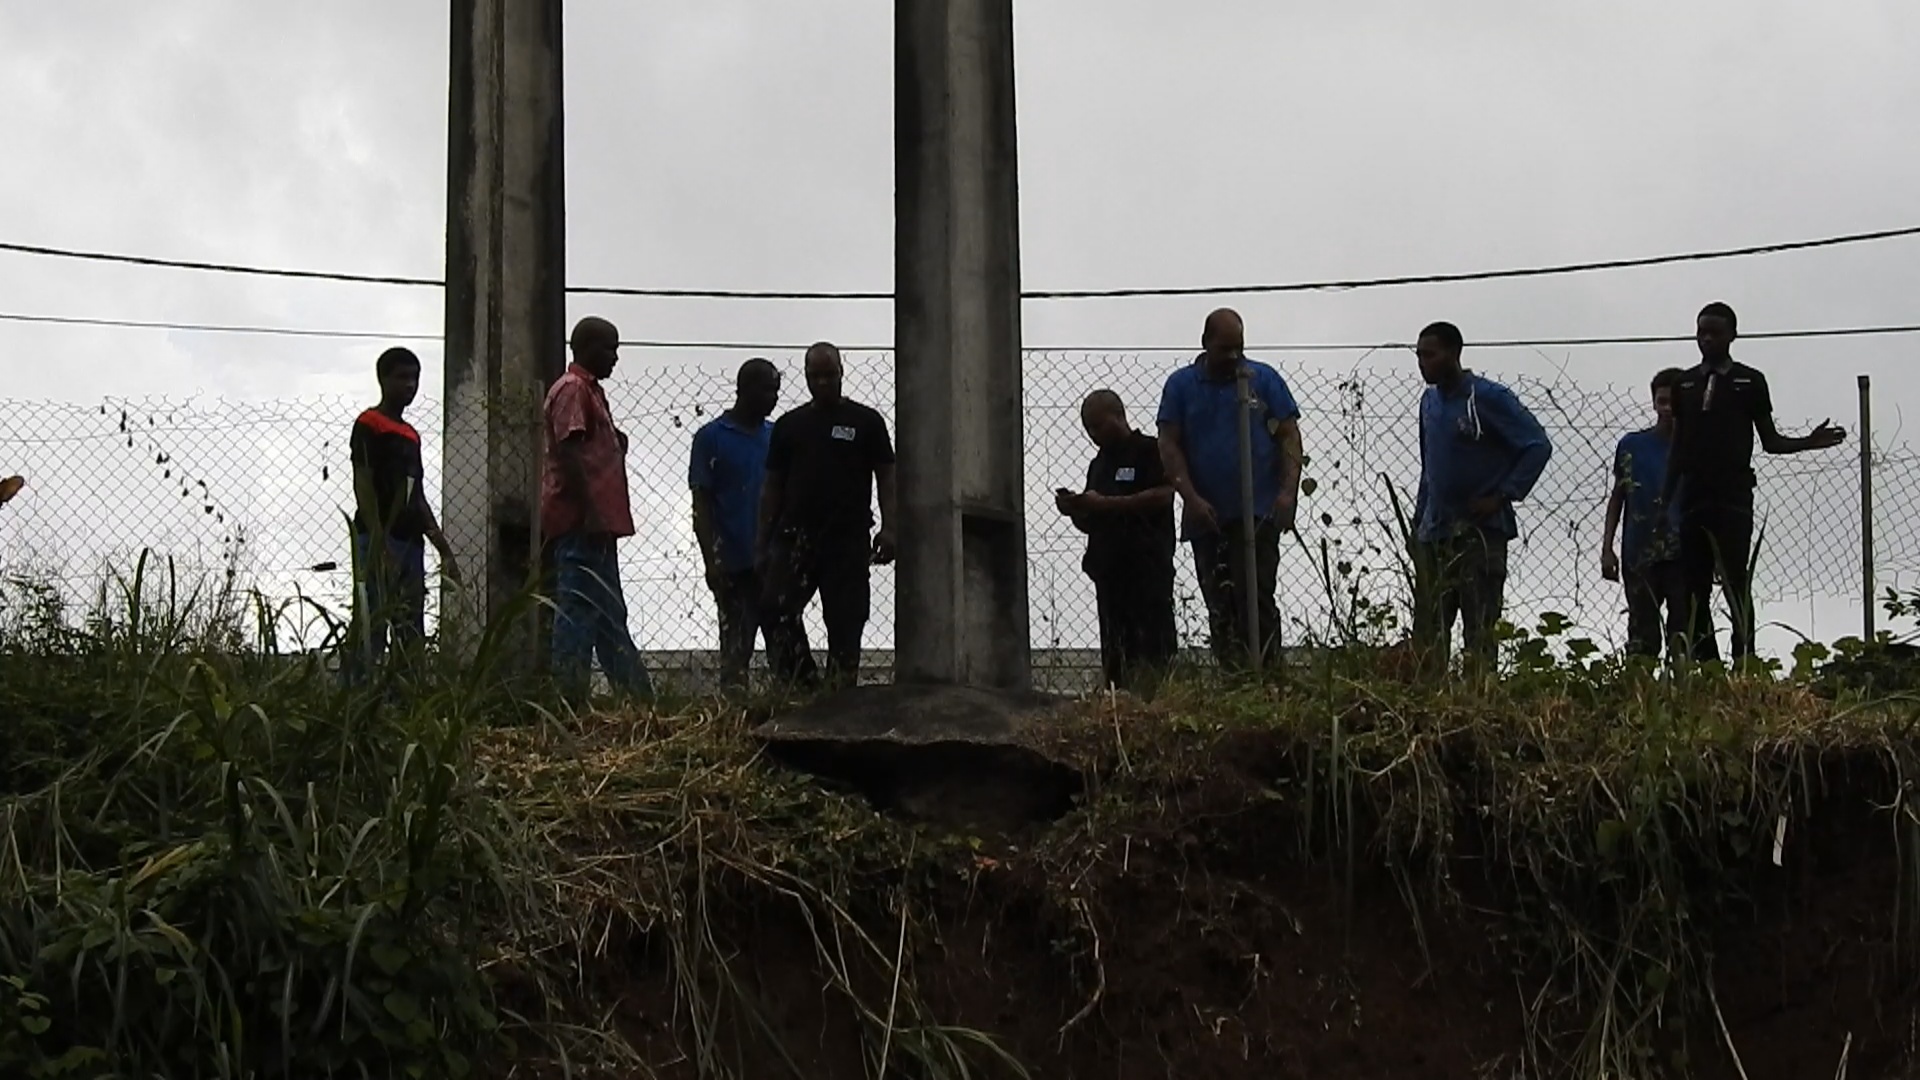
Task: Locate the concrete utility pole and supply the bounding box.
[894,0,1031,690]
[442,0,567,656]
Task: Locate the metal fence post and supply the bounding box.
[1235,363,1262,674]
[1860,374,1875,641]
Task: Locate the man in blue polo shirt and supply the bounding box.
[690,358,781,691]
[1156,308,1304,671]
[1412,321,1552,674]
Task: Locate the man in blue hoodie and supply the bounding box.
[1411,321,1552,673]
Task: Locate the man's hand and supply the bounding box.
[871,527,898,566]
[1600,548,1620,582]
[1053,489,1080,516]
[1184,495,1219,535]
[1807,420,1847,450]
[616,430,630,454]
[704,562,727,595]
[1467,493,1507,520]
[1272,492,1298,532]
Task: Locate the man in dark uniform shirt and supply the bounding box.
[1662,301,1846,664]
[1058,390,1178,692]
[757,342,898,688]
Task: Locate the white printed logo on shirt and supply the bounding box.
[831,425,857,441]
[1115,467,1137,482]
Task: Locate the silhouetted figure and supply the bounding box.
[541,316,653,703]
[1662,301,1846,664]
[1411,321,1552,674]
[1060,389,1177,692]
[1601,368,1686,659]
[1155,308,1304,672]
[691,358,781,692]
[758,343,898,689]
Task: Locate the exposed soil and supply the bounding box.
[542,728,1920,1079]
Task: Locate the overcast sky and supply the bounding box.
[2,1,1916,661]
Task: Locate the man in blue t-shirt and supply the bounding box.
[1601,368,1685,659]
[1411,321,1552,673]
[689,358,781,691]
[1155,308,1304,671]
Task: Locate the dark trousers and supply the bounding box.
[711,567,771,691]
[348,531,426,683]
[1623,560,1686,660]
[1676,481,1756,663]
[550,532,654,702]
[1091,564,1178,692]
[762,528,871,688]
[1413,529,1509,673]
[1190,518,1282,672]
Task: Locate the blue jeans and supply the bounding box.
[349,532,426,682]
[550,532,653,701]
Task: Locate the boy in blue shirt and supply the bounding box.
[1411,321,1552,673]
[689,358,781,691]
[1156,308,1304,671]
[1600,368,1685,659]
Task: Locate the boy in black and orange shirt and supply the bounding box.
[350,347,458,673]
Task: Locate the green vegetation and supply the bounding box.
[2,553,1918,1078]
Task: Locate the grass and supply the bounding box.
[2,551,1919,1078]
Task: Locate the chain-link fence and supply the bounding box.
[3,351,1916,686]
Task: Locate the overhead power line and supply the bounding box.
[0,311,439,343]
[4,308,1919,353]
[2,223,1917,301]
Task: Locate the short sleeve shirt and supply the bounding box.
[349,409,426,540]
[689,414,773,573]
[539,364,635,540]
[1154,357,1301,526]
[1082,431,1175,578]
[1612,428,1679,568]
[1671,360,1773,490]
[765,398,894,535]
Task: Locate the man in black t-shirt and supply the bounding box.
[1059,390,1177,692]
[757,342,898,687]
[348,347,459,678]
[1662,302,1845,664]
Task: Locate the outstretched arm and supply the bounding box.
[1757,413,1846,455]
[1751,370,1843,455]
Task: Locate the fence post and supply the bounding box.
[1860,374,1875,641]
[1235,363,1262,674]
